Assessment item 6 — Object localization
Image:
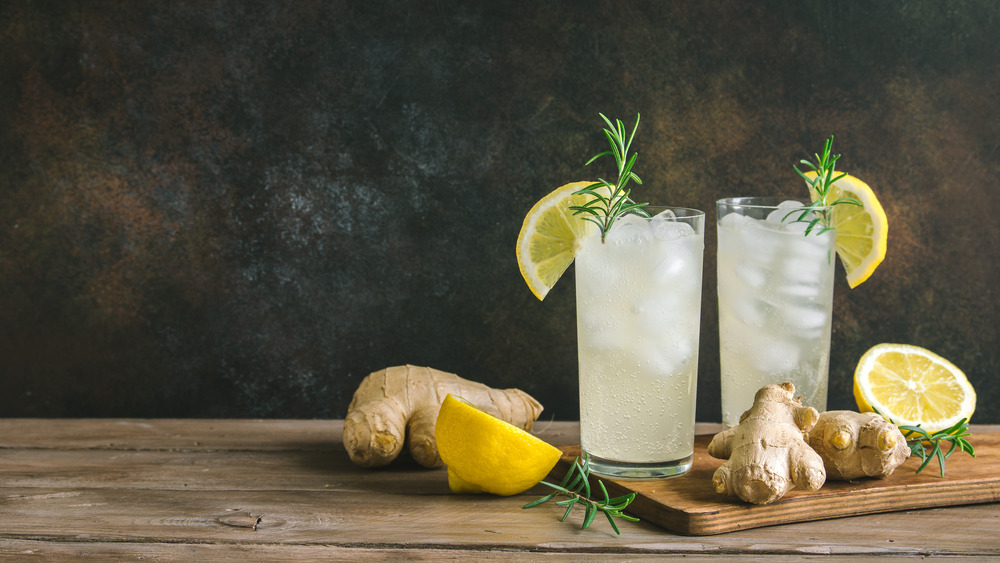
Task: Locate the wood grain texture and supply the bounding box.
[557,432,1000,535]
[0,419,997,559]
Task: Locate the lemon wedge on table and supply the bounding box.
[804,171,888,288]
[854,343,976,434]
[515,181,601,300]
[435,394,562,496]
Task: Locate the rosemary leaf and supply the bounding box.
[570,113,649,242]
[523,454,638,535]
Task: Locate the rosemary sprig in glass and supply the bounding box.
[874,408,976,477]
[786,135,862,235]
[523,454,639,535]
[569,113,649,243]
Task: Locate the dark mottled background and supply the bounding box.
[1,1,997,422]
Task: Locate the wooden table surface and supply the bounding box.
[1,419,997,561]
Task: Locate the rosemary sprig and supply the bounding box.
[523,454,639,535]
[787,135,862,235]
[569,113,649,243]
[898,418,975,477]
[874,408,976,477]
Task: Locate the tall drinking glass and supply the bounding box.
[716,197,836,427]
[575,206,705,479]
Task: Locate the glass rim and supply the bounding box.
[716,196,831,211]
[632,205,705,218]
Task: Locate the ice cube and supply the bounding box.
[778,282,822,300]
[576,311,627,355]
[793,229,836,259]
[575,237,622,295]
[751,336,802,373]
[780,256,825,285]
[632,294,676,333]
[766,200,806,224]
[651,250,688,284]
[605,214,652,246]
[734,262,767,289]
[726,294,768,327]
[653,220,695,241]
[782,220,810,233]
[651,210,696,241]
[639,330,695,377]
[736,218,785,262]
[718,212,747,229]
[781,303,829,331]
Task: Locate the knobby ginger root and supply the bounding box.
[343,365,544,468]
[807,410,910,480]
[708,382,826,505]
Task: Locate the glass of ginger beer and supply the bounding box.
[716,197,836,427]
[575,206,705,479]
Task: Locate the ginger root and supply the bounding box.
[343,365,544,468]
[708,382,826,505]
[806,410,910,480]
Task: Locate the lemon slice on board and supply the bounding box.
[854,343,976,433]
[435,394,562,496]
[515,181,602,300]
[804,171,888,288]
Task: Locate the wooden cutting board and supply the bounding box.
[555,432,1000,535]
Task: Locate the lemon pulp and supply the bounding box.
[854,343,976,433]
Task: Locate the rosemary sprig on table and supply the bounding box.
[787,135,862,234]
[875,408,976,477]
[898,418,975,477]
[523,454,639,535]
[570,113,649,243]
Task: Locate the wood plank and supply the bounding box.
[0,540,694,562]
[0,418,587,452]
[0,487,997,555]
[2,419,999,557]
[0,419,344,451]
[556,432,1000,536]
[0,448,443,493]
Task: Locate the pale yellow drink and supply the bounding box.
[575,208,704,479]
[716,198,836,427]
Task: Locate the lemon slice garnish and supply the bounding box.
[854,343,976,433]
[805,171,888,288]
[435,394,562,496]
[515,181,602,300]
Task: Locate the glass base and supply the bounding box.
[583,451,693,480]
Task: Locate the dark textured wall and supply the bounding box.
[1,1,997,421]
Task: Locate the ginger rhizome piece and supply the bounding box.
[343,365,544,468]
[708,382,826,505]
[807,410,910,480]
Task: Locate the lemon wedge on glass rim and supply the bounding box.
[804,170,888,288]
[435,394,562,496]
[854,343,976,433]
[515,181,607,300]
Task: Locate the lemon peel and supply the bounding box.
[435,394,562,496]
